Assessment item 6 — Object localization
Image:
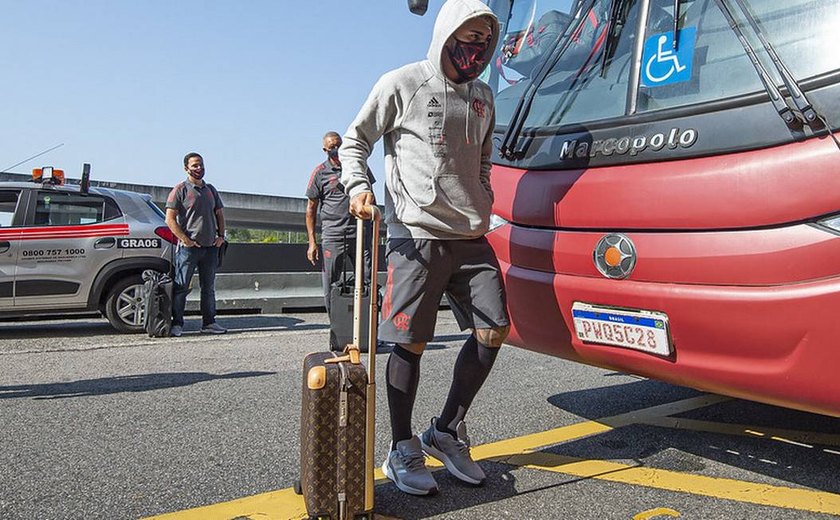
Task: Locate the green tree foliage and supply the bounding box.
[227,228,311,244]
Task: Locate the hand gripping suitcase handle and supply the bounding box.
[327,204,381,367]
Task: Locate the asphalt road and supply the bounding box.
[1,312,838,520]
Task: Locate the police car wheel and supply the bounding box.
[104,275,146,333]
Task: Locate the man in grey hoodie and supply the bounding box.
[339,0,509,496]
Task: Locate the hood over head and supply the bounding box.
[427,0,500,82]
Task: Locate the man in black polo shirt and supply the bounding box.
[305,131,374,316]
[165,152,227,337]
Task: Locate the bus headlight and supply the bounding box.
[815,213,840,234]
[488,213,510,232]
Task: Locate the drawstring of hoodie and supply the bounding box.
[443,80,448,147]
[441,77,474,146]
[466,82,473,145]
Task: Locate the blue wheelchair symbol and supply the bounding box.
[641,27,696,87]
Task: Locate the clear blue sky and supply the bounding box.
[0,0,443,199]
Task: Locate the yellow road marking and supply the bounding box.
[144,393,840,519]
[470,394,730,461]
[640,416,840,448]
[633,507,681,519]
[499,451,840,515]
[142,487,306,520]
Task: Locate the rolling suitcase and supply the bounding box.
[142,269,173,338]
[297,207,381,520]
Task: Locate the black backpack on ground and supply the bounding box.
[142,269,173,338]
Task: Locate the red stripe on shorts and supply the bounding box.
[382,262,395,321]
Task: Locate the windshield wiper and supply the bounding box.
[600,0,633,77]
[499,0,600,160]
[712,0,800,128]
[729,0,818,125]
[671,0,681,50]
[732,0,840,150]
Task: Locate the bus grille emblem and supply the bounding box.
[593,234,637,279]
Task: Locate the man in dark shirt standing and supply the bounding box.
[165,152,227,337]
[305,131,374,317]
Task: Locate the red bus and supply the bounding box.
[465,0,840,417]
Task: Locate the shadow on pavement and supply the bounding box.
[370,377,840,517]
[544,376,840,496]
[0,371,275,400]
[374,461,519,520]
[0,320,116,339]
[177,314,329,333]
[0,315,327,339]
[373,457,604,519]
[209,315,326,333]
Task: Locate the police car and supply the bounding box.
[0,168,174,332]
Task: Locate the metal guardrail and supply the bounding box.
[184,272,390,313]
[185,272,324,313]
[184,243,388,313]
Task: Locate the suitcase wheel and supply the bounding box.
[293,478,302,495]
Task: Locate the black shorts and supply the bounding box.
[379,237,509,344]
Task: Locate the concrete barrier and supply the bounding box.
[184,272,389,313]
[185,272,323,313]
[183,243,386,313]
[180,243,447,315]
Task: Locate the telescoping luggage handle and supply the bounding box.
[324,205,380,364]
[356,205,380,513]
[323,205,380,513]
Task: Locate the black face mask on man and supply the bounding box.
[446,38,490,83]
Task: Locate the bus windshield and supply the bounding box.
[487,0,840,132]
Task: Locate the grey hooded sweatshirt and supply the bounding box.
[339,0,500,240]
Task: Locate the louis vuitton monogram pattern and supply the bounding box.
[300,352,370,519]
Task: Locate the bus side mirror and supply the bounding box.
[408,0,428,15]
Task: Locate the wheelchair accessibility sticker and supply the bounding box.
[641,27,696,87]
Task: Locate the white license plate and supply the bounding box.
[571,302,672,357]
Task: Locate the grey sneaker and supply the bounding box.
[421,417,485,485]
[170,325,183,337]
[201,322,227,334]
[381,436,438,496]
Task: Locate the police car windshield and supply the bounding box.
[489,0,840,131]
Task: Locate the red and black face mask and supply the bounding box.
[446,38,490,83]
